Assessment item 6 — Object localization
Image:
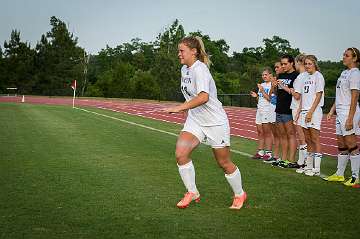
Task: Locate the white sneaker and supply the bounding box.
[296,167,305,174]
[304,168,320,177]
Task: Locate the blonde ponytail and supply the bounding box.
[180,36,211,68]
[194,36,211,67]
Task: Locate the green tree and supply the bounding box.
[2,30,35,94]
[34,16,85,96]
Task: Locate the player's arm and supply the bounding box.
[305,91,323,123]
[295,98,302,123]
[269,76,278,96]
[327,103,336,121]
[345,89,359,130]
[280,84,292,94]
[164,92,209,113]
[291,89,301,100]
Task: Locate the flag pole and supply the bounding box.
[72,80,77,108]
[72,87,76,108]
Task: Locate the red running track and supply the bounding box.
[2,95,358,157]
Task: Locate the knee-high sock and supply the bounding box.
[305,152,314,169]
[297,144,307,165]
[314,153,322,172]
[225,167,244,196]
[350,153,360,179]
[178,161,198,193]
[335,153,349,176]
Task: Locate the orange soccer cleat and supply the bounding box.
[229,191,247,210]
[176,192,200,209]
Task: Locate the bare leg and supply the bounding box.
[262,123,273,151]
[284,121,297,162]
[256,124,264,152]
[277,122,288,161]
[271,123,280,158]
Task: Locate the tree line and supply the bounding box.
[0,17,344,101]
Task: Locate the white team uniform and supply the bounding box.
[180,60,230,148]
[335,68,360,136]
[299,71,325,130]
[291,72,308,125]
[255,82,276,124]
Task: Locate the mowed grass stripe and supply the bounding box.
[0,103,359,239]
[75,107,252,158]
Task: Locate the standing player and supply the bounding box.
[298,55,325,176]
[325,47,360,187]
[272,55,299,168]
[269,62,283,161]
[290,54,308,171]
[250,68,276,161]
[164,36,247,209]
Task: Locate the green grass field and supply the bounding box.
[0,103,359,239]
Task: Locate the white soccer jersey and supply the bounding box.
[290,72,308,110]
[180,60,228,126]
[335,68,360,111]
[301,71,325,110]
[257,82,273,112]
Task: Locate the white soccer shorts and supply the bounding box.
[182,117,230,148]
[255,110,276,125]
[335,109,360,136]
[299,108,323,130]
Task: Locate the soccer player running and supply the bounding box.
[325,47,360,187]
[290,54,308,172]
[250,68,276,162]
[164,36,247,209]
[271,55,299,168]
[298,55,325,176]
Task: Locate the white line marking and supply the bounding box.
[75,107,253,158]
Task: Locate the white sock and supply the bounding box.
[178,161,198,194]
[335,153,349,176]
[225,167,244,196]
[305,152,314,169]
[314,153,322,172]
[297,144,307,165]
[350,153,360,179]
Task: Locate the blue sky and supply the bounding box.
[1,0,359,61]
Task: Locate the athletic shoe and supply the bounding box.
[278,160,291,168]
[296,166,306,174]
[229,191,247,210]
[304,169,320,177]
[323,173,345,182]
[262,154,272,161]
[263,157,277,164]
[252,153,263,160]
[271,159,283,167]
[343,177,359,187]
[287,162,302,169]
[176,192,200,209]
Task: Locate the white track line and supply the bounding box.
[75,107,253,158]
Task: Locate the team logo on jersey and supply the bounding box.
[336,80,341,89]
[280,79,292,86]
[221,140,225,144]
[182,77,191,84]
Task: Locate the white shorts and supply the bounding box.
[335,109,360,136]
[255,110,276,125]
[292,108,300,126]
[299,108,323,130]
[182,117,230,148]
